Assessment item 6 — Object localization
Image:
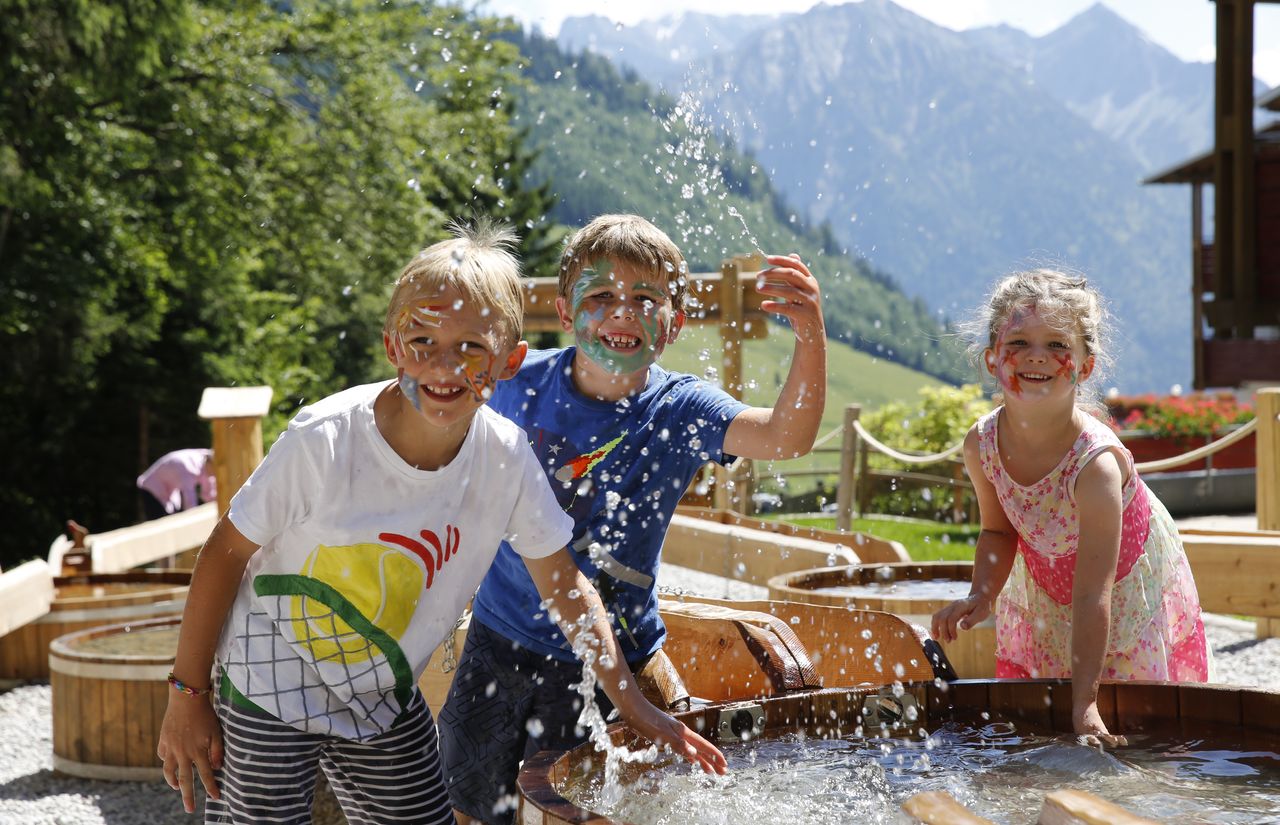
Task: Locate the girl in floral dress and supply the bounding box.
[932,270,1211,744]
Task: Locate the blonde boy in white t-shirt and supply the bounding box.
[156,220,726,824]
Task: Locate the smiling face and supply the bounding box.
[558,258,684,378]
[986,304,1093,402]
[384,283,524,431]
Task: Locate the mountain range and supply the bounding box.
[553,1,1258,392]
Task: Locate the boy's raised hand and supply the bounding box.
[756,253,824,343]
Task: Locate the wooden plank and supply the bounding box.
[123,679,148,768]
[100,677,127,767]
[1115,681,1179,732]
[903,791,995,825]
[0,560,53,637]
[1038,789,1160,825]
[87,503,218,573]
[81,667,104,765]
[660,514,861,585]
[196,386,273,420]
[1181,532,1280,617]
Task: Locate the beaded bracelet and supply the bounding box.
[167,671,212,697]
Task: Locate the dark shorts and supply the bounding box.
[437,619,616,825]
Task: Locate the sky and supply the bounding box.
[482,0,1280,87]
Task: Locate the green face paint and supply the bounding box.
[570,263,673,375]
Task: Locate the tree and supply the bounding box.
[0,0,548,565]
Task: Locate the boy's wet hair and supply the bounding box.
[385,218,524,346]
[557,214,689,310]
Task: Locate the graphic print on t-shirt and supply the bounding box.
[249,526,462,722]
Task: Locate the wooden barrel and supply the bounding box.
[768,562,996,678]
[0,570,190,679]
[49,616,182,781]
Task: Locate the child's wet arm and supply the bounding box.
[723,332,827,460]
[522,551,649,714]
[170,517,260,689]
[1070,455,1124,714]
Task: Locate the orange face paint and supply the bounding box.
[1053,352,1078,385]
[459,349,499,402]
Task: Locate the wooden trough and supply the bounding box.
[767,561,996,678]
[49,615,182,781]
[0,569,191,680]
[518,679,1280,825]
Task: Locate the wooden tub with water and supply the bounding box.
[768,561,996,677]
[519,679,1280,824]
[49,616,182,780]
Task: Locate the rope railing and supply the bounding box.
[851,419,965,465]
[1132,418,1258,474]
[810,424,844,450]
[849,417,1258,474]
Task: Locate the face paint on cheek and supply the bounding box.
[459,350,499,402]
[398,373,423,413]
[1053,353,1078,384]
[997,347,1023,396]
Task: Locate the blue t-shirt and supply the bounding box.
[472,347,749,663]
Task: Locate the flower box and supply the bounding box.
[1119,426,1257,473]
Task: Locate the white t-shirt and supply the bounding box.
[216,381,572,740]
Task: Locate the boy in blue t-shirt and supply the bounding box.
[438,214,826,824]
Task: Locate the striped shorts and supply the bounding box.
[205,677,454,825]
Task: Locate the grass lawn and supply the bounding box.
[781,513,980,562]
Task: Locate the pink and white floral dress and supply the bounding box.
[977,407,1211,681]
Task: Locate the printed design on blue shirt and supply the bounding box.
[526,425,651,644]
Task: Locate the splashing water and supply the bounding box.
[569,618,660,808]
[564,716,1280,824]
[726,206,766,259]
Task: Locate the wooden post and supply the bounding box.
[1256,387,1280,637]
[716,258,746,513]
[1191,181,1205,390]
[1213,0,1257,338]
[197,386,274,517]
[836,404,861,532]
[1259,388,1280,531]
[857,438,872,518]
[718,258,745,401]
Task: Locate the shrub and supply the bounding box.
[861,385,992,521]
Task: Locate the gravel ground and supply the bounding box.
[2,564,1277,824]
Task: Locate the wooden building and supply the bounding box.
[1145,0,1280,389]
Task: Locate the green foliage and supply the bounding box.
[861,385,992,521]
[502,29,968,382]
[781,514,980,562]
[0,0,554,565]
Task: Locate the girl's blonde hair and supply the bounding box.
[385,218,524,346]
[966,268,1113,406]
